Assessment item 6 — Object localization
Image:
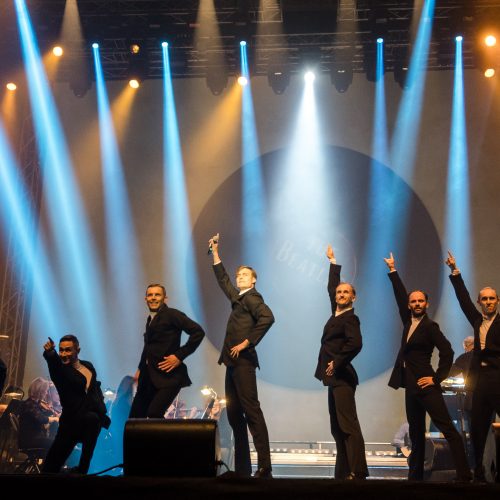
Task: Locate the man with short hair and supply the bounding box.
[208,233,275,478]
[385,253,471,481]
[314,244,368,480]
[129,283,205,418]
[42,335,110,474]
[446,251,500,481]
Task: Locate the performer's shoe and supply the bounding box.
[453,474,472,483]
[253,467,273,478]
[345,472,366,481]
[473,467,487,484]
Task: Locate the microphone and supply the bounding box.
[207,238,218,255]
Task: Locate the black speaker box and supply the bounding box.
[123,419,220,477]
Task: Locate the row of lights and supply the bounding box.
[4,34,500,93]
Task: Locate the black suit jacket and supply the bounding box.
[138,303,205,388]
[449,272,500,388]
[213,262,275,368]
[43,350,110,428]
[314,264,362,388]
[388,271,454,393]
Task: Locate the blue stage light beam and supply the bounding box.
[390,0,435,177]
[383,1,435,259]
[443,37,473,345]
[373,39,389,166]
[162,43,204,321]
[0,118,62,338]
[92,45,145,361]
[14,0,108,373]
[240,40,266,265]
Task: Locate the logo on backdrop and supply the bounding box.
[192,146,443,390]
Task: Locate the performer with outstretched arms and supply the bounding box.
[314,244,368,480]
[42,335,110,474]
[384,253,471,482]
[208,233,275,478]
[446,251,500,482]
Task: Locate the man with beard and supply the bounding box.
[384,253,471,482]
[446,251,500,481]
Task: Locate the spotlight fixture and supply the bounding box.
[52,46,63,57]
[161,42,168,48]
[130,43,140,54]
[330,62,353,93]
[485,68,495,78]
[267,66,290,95]
[127,50,148,89]
[394,60,410,90]
[456,35,463,42]
[206,66,228,95]
[69,58,92,98]
[237,75,248,86]
[6,82,17,91]
[92,42,99,49]
[240,41,247,47]
[485,35,497,47]
[304,71,316,83]
[377,38,384,44]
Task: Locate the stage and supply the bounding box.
[1,475,499,500]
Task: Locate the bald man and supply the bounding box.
[446,251,500,482]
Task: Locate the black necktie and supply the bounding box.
[146,315,152,328]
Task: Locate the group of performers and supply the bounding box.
[37,235,499,481]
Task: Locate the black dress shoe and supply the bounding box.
[253,467,273,478]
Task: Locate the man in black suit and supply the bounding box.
[314,244,368,480]
[208,233,275,478]
[129,283,205,418]
[42,335,110,474]
[446,251,500,481]
[384,253,471,481]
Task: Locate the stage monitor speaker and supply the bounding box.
[123,419,220,477]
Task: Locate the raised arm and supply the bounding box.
[445,250,481,327]
[42,338,64,386]
[384,253,411,324]
[210,233,239,301]
[326,244,341,314]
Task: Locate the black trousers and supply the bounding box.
[328,384,368,479]
[470,367,500,478]
[129,371,183,418]
[405,387,470,480]
[42,412,102,474]
[225,360,271,476]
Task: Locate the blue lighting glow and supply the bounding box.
[390,0,435,178]
[161,43,204,321]
[387,0,435,249]
[442,36,472,347]
[377,37,384,44]
[162,41,168,48]
[92,44,145,370]
[14,0,108,374]
[304,71,316,83]
[240,35,266,264]
[0,118,62,337]
[455,35,463,42]
[92,42,99,48]
[240,40,247,46]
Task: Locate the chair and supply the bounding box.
[9,413,46,474]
